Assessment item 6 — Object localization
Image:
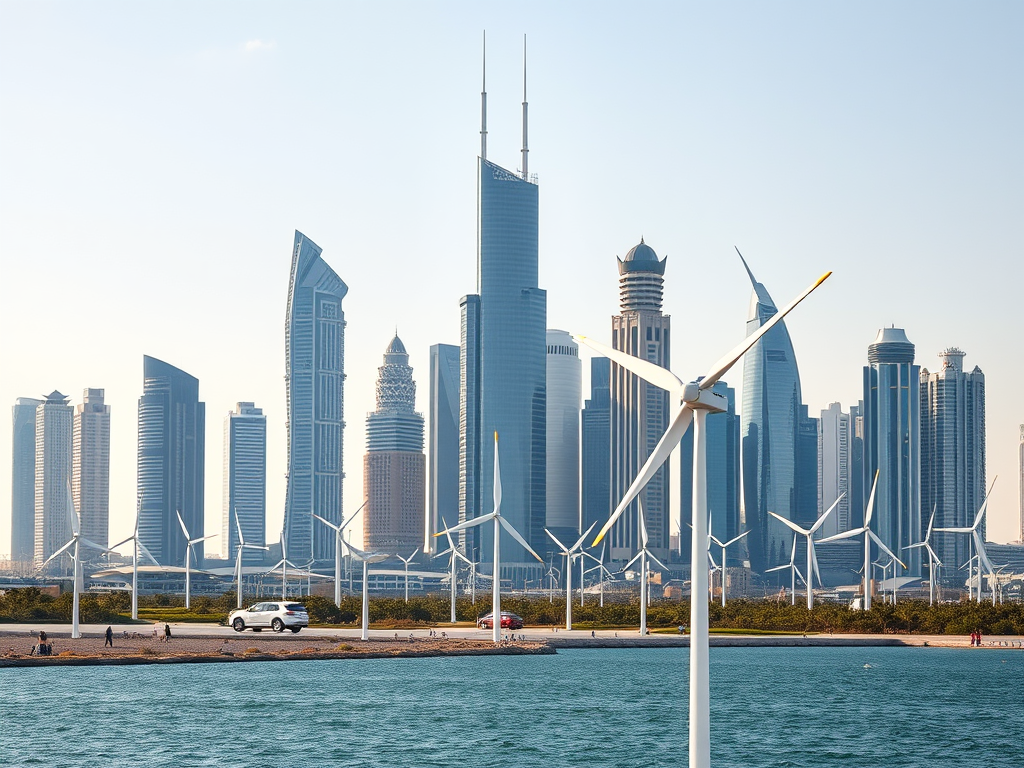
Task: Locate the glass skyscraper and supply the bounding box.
[284,230,348,565]
[428,343,460,554]
[34,391,73,570]
[581,357,611,541]
[223,402,266,565]
[73,388,110,558]
[11,397,42,565]
[545,330,581,547]
[137,357,205,566]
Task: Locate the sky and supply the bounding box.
[1,1,1021,558]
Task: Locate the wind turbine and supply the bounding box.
[434,432,543,643]
[175,510,216,610]
[936,476,997,605]
[434,517,474,623]
[708,521,750,608]
[766,537,803,606]
[340,539,389,641]
[110,496,158,620]
[576,268,830,767]
[264,531,302,599]
[583,544,612,608]
[767,494,844,609]
[620,502,668,635]
[232,510,269,609]
[905,504,943,606]
[545,523,596,630]
[819,471,905,610]
[395,548,420,603]
[40,481,113,639]
[314,501,366,607]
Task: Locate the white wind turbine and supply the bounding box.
[905,504,943,606]
[110,496,158,620]
[175,510,216,610]
[768,494,844,610]
[545,523,596,630]
[576,268,831,768]
[340,539,390,641]
[40,481,113,639]
[766,537,804,606]
[708,520,749,607]
[435,432,543,643]
[396,548,420,603]
[264,531,302,599]
[620,502,668,635]
[936,476,998,606]
[819,471,905,610]
[233,511,269,609]
[583,544,612,608]
[433,517,474,623]
[313,501,366,607]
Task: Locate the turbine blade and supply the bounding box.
[925,544,943,567]
[109,535,134,551]
[573,334,685,397]
[974,532,995,574]
[789,535,798,565]
[66,480,80,538]
[192,534,217,544]
[810,542,822,587]
[545,528,570,554]
[570,523,597,553]
[765,564,788,573]
[818,527,865,544]
[868,531,906,570]
[594,404,693,546]
[493,432,502,512]
[973,476,998,530]
[623,551,643,571]
[137,540,159,565]
[176,510,190,540]
[768,511,808,536]
[498,515,544,562]
[41,538,76,568]
[864,470,880,526]
[699,270,831,389]
[312,513,341,532]
[724,531,750,547]
[437,512,495,536]
[639,502,649,549]
[925,503,938,541]
[811,493,846,534]
[648,552,669,572]
[409,547,420,560]
[79,537,113,552]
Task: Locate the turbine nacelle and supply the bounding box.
[682,382,727,413]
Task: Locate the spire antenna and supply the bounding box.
[521,33,529,180]
[480,30,487,160]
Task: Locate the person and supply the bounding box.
[104,626,114,647]
[153,623,159,639]
[592,630,596,638]
[976,629,982,647]
[164,623,171,642]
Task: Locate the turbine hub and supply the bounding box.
[682,382,727,413]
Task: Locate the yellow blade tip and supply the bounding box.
[815,271,832,287]
[494,431,498,442]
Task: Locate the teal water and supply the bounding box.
[2,647,1021,767]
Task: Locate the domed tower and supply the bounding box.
[610,238,671,562]
[364,334,425,557]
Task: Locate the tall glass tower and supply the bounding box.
[284,230,348,565]
[137,357,205,566]
[11,397,42,565]
[34,391,73,570]
[223,402,266,565]
[428,343,460,554]
[73,388,110,558]
[545,330,581,547]
[581,357,611,541]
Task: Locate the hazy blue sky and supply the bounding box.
[1,1,1021,555]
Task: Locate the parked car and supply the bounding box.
[229,601,309,633]
[477,611,524,630]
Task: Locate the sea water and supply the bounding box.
[2,646,1021,767]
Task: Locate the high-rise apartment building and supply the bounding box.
[428,343,460,553]
[34,391,73,569]
[581,357,611,539]
[862,328,921,577]
[364,335,424,556]
[284,230,347,565]
[137,356,205,566]
[609,239,671,562]
[459,55,547,569]
[818,402,852,539]
[73,388,110,556]
[545,330,581,546]
[11,397,42,564]
[223,402,266,564]
[920,348,985,571]
[739,254,811,572]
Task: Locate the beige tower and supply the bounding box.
[34,391,73,569]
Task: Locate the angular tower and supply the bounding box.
[284,231,348,565]
[428,343,460,553]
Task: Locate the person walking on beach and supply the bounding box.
[164,624,172,642]
[104,626,114,647]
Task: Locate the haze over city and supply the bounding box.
[1,1,1021,555]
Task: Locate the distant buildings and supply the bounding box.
[545,330,581,546]
[610,239,671,562]
[920,348,986,571]
[137,356,205,566]
[1020,425,1024,543]
[11,397,41,564]
[223,402,266,564]
[818,402,852,539]
[428,343,460,553]
[284,230,347,565]
[73,388,110,555]
[34,391,73,569]
[862,328,921,577]
[363,335,424,556]
[581,357,611,540]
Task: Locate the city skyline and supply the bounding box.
[1,5,1021,555]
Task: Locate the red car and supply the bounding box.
[477,612,524,630]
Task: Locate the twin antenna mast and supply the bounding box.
[480,31,530,182]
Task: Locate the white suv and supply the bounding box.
[229,602,309,633]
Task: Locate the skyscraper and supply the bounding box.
[11,397,42,564]
[223,402,266,564]
[920,348,985,571]
[284,230,347,565]
[545,330,581,546]
[739,253,809,572]
[428,343,460,553]
[818,402,852,539]
[34,392,73,569]
[610,238,671,562]
[1019,425,1024,544]
[137,356,205,566]
[73,388,110,556]
[459,48,547,569]
[862,327,921,577]
[364,335,424,556]
[581,357,611,540]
